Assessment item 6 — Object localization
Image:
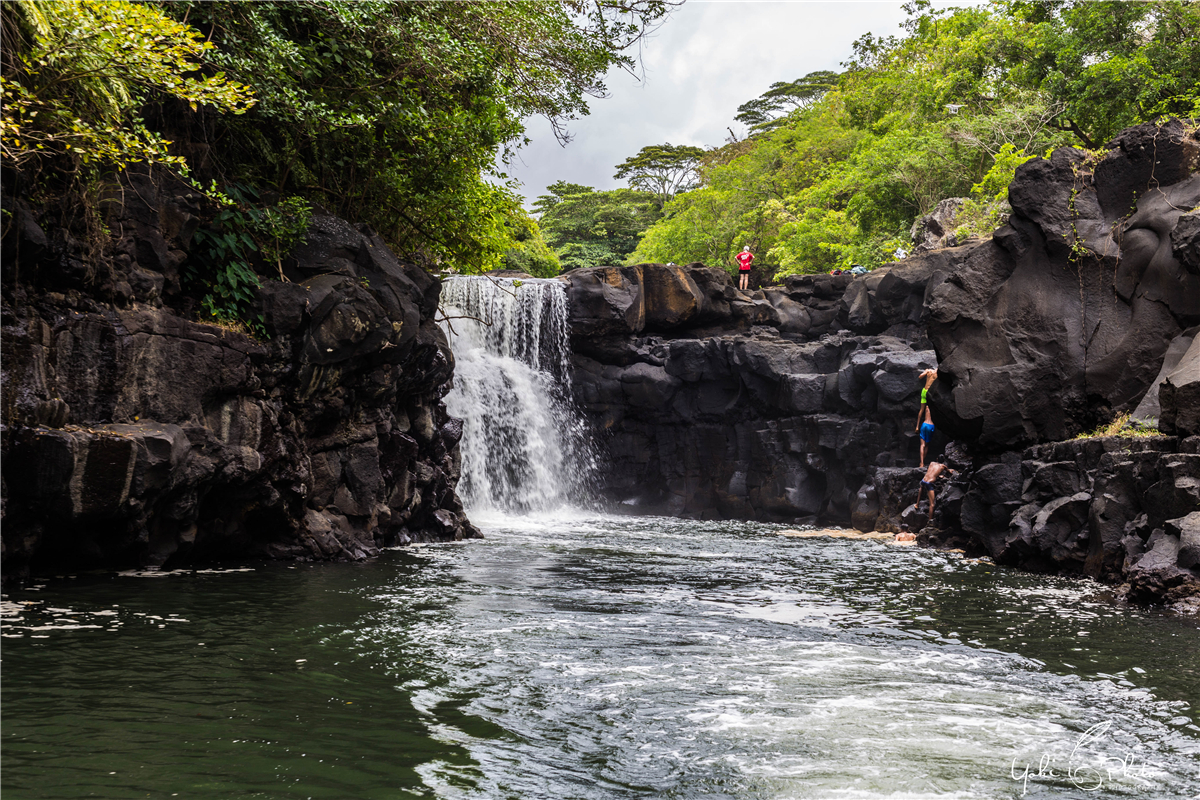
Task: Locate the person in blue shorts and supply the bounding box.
[917,405,936,467]
[915,368,938,467]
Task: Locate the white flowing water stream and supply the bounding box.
[439,276,595,514]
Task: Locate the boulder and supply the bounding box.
[563,265,645,339]
[1132,326,1199,423]
[1159,334,1200,437]
[911,198,966,251]
[639,263,704,330]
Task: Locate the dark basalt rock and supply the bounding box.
[566,258,939,523]
[2,169,478,583]
[927,122,1200,451]
[1158,334,1200,437]
[566,122,1199,607]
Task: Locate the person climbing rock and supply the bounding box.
[915,368,938,467]
[917,405,935,468]
[913,461,955,519]
[735,246,754,291]
[916,368,937,412]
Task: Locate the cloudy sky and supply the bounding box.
[505,1,935,207]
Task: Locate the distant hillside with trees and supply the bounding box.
[628,0,1199,278]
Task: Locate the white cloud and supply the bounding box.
[507,1,945,207]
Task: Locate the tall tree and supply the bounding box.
[734,71,840,133]
[613,143,706,205]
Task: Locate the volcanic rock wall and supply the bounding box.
[2,168,478,582]
[565,261,939,522]
[566,122,1200,604]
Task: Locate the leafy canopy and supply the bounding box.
[632,0,1198,278]
[165,0,674,272]
[535,181,661,270]
[734,71,840,134]
[0,0,254,173]
[613,143,706,205]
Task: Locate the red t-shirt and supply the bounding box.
[735,251,754,271]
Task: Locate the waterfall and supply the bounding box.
[439,276,594,514]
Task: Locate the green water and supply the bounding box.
[3,514,1199,799]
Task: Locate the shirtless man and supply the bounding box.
[914,461,955,518]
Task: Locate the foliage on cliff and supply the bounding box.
[160,0,671,274]
[2,0,673,280]
[0,0,254,182]
[630,0,1200,276]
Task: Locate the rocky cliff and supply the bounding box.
[2,167,478,583]
[564,121,1200,606]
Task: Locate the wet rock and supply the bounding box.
[2,175,477,581]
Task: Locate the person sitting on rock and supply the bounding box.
[914,461,955,519]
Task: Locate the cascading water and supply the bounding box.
[439,276,595,514]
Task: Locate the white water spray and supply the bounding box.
[439,276,594,514]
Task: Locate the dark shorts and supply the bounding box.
[739,267,751,272]
[920,422,934,442]
[920,480,934,492]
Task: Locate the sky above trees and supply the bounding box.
[507,0,939,206]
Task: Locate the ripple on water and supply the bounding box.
[3,514,1199,799]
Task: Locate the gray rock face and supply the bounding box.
[2,169,477,582]
[564,122,1199,606]
[927,121,1200,451]
[566,260,938,523]
[1159,334,1200,437]
[911,197,967,252]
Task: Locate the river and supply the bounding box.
[3,511,1199,799]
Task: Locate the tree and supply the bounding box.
[159,1,676,272]
[535,181,661,269]
[501,207,561,278]
[613,143,706,205]
[1002,0,1200,147]
[734,71,840,133]
[1,0,254,175]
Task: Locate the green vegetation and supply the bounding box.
[160,0,670,273]
[612,143,705,206]
[186,185,314,334]
[1072,412,1164,440]
[629,0,1199,278]
[534,181,661,270]
[3,0,673,328]
[734,70,840,134]
[0,0,255,176]
[500,206,561,278]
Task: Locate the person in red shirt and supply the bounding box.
[734,246,754,291]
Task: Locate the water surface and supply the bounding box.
[4,514,1199,799]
